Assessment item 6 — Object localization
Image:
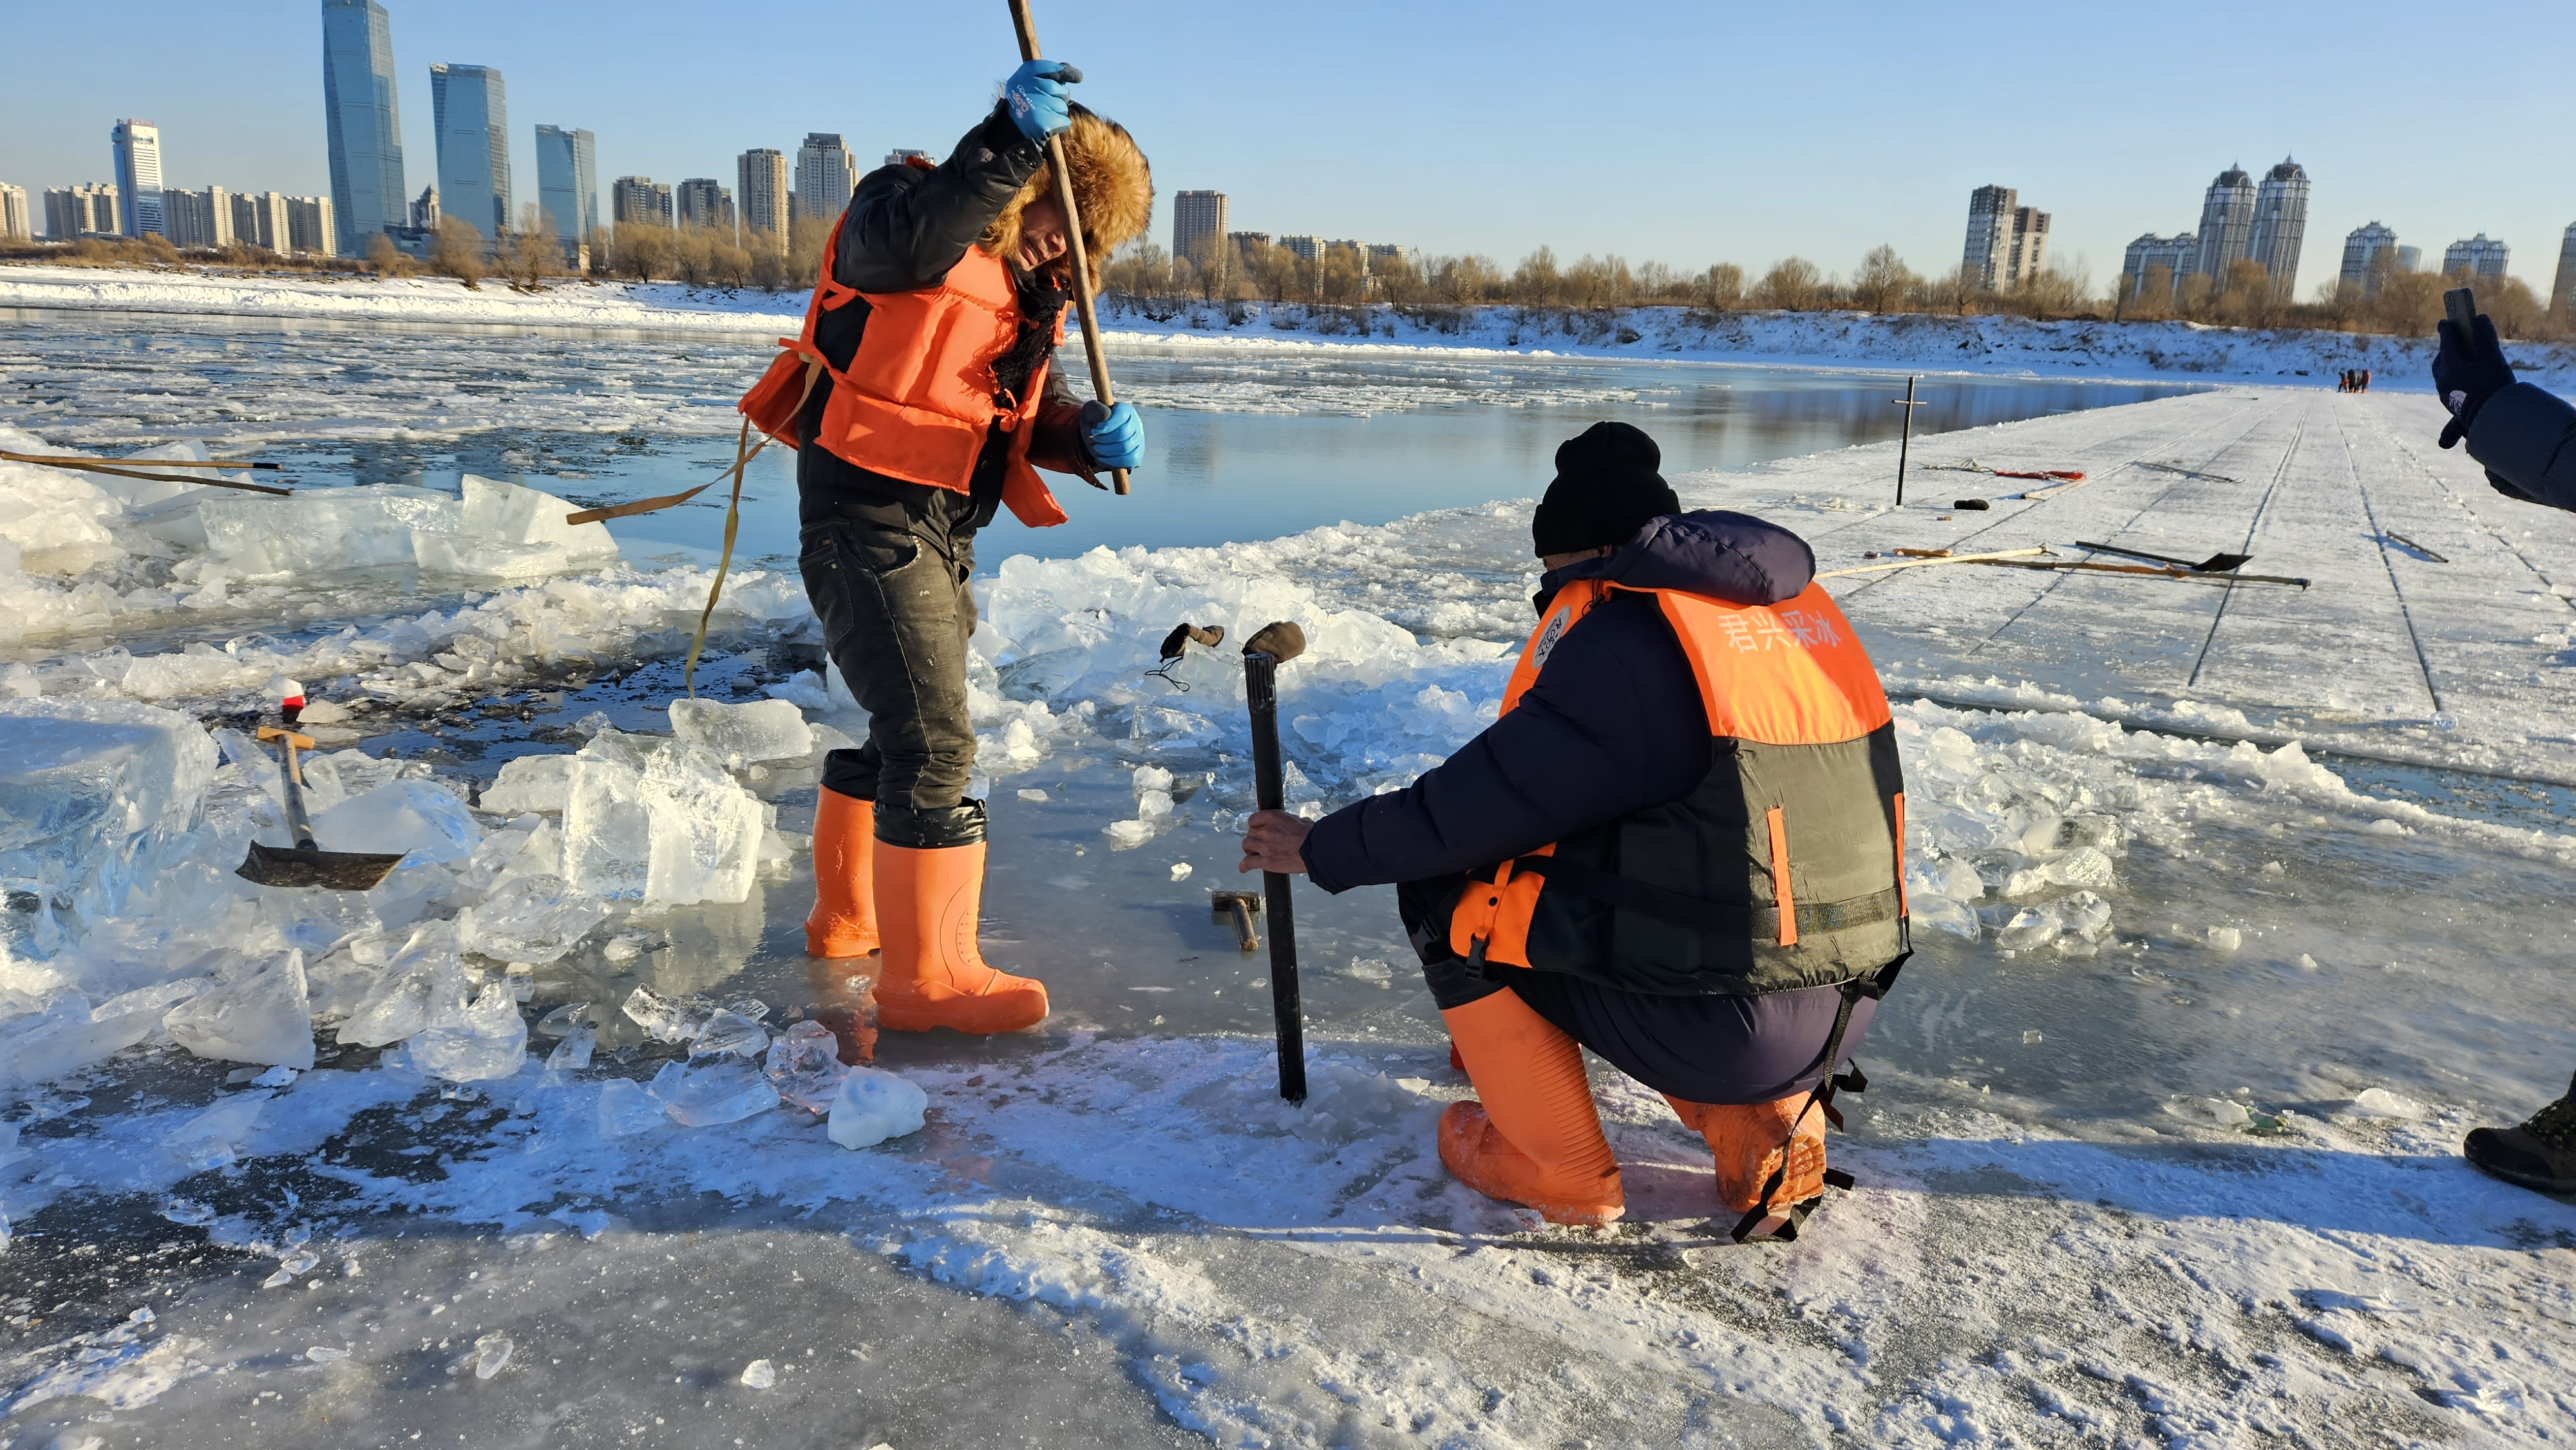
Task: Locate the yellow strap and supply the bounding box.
[684,355,825,698]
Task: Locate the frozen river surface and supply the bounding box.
[0,311,2571,1449]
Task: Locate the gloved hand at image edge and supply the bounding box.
[1080,400,1145,473]
[2434,313,2515,450]
[1004,60,1079,142]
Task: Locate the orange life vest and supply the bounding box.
[1443,576,1909,997]
[737,204,1068,529]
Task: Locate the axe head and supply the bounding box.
[1242,621,1305,664]
[1209,890,1263,923]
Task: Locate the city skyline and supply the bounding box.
[3,0,2570,298]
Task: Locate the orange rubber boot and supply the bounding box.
[1666,1093,1827,1221]
[1437,990,1624,1225]
[873,840,1049,1035]
[804,788,880,959]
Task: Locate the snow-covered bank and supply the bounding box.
[10,260,2570,395]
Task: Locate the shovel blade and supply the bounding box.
[236,842,408,891]
[2193,553,2254,572]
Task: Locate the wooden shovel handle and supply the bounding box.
[1006,0,1131,496]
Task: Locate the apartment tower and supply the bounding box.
[2443,235,2509,279]
[675,179,734,234]
[111,120,166,238]
[793,134,855,224]
[2247,158,2309,298]
[0,185,30,244]
[2340,221,2401,297]
[737,149,789,250]
[430,62,511,236]
[321,0,406,256]
[2190,166,2257,283]
[1962,185,2014,292]
[535,126,598,245]
[1173,190,1227,266]
[2553,222,2576,319]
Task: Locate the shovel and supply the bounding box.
[1240,621,1308,1104]
[2074,541,2254,573]
[235,726,406,890]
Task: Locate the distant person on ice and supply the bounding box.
[1238,423,1908,1236]
[738,61,1152,1037]
[2434,306,2576,1194]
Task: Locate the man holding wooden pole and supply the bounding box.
[737,55,1151,1039]
[1240,423,1909,1239]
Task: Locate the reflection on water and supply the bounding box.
[3,309,2203,569]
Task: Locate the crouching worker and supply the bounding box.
[1238,423,1908,1236]
[738,61,1153,1036]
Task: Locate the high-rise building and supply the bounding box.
[430,62,510,237]
[1227,230,1272,256]
[2246,158,2309,298]
[163,186,234,249]
[1961,185,2015,291]
[793,133,854,223]
[285,196,337,254]
[2396,245,2422,274]
[44,184,120,239]
[0,184,30,243]
[322,0,406,256]
[675,178,734,233]
[1276,234,1324,262]
[410,185,439,230]
[1363,243,1410,272]
[2443,234,2509,279]
[111,120,166,238]
[2121,233,2195,303]
[2340,221,2403,297]
[611,176,673,229]
[535,126,598,243]
[1173,189,1227,265]
[2005,207,2050,287]
[884,149,931,169]
[2190,165,2257,283]
[737,149,789,250]
[231,191,293,251]
[2553,222,2576,319]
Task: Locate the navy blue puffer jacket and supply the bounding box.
[1302,510,1817,892]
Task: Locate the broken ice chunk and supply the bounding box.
[409,981,529,1082]
[764,1020,849,1113]
[654,1060,781,1127]
[164,951,316,1069]
[596,1078,663,1139]
[457,475,619,563]
[1994,909,2061,954]
[535,1001,593,1038]
[545,1024,596,1074]
[668,697,814,766]
[306,1346,350,1363]
[1016,789,1048,802]
[690,1010,769,1059]
[622,985,714,1044]
[455,874,609,965]
[0,697,220,959]
[741,1359,777,1389]
[480,755,573,815]
[306,778,482,865]
[1131,765,1174,793]
[161,1090,270,1170]
[1170,863,1193,882]
[638,744,768,905]
[1102,820,1152,849]
[337,934,469,1047]
[1137,789,1175,821]
[471,1332,515,1380]
[2348,1088,2428,1120]
[828,1066,927,1149]
[2205,927,2243,952]
[2039,847,2114,890]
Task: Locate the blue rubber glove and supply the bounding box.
[2434,313,2514,449]
[1004,60,1079,142]
[1080,400,1144,473]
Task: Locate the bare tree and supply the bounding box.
[1756,257,1824,311]
[1851,245,1915,314]
[365,232,416,278]
[1694,263,1745,312]
[429,216,486,288]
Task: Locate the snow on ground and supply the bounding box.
[10,259,2571,395]
[2,366,2575,1445]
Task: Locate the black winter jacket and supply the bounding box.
[797,102,1084,536]
[2468,382,2576,512]
[1301,511,1819,894]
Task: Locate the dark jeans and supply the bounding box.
[798,506,980,812]
[1397,874,1877,1106]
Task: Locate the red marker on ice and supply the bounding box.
[269,673,307,726]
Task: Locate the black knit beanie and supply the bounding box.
[1531,421,1680,558]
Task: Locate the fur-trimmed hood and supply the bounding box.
[978,103,1152,294]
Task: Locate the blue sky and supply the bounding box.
[5,0,2570,297]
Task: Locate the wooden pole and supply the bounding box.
[1007,0,1132,496]
[1240,623,1309,1104]
[1891,376,1926,507]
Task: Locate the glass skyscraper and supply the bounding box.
[321,0,406,256]
[111,120,165,238]
[431,62,511,237]
[535,125,598,244]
